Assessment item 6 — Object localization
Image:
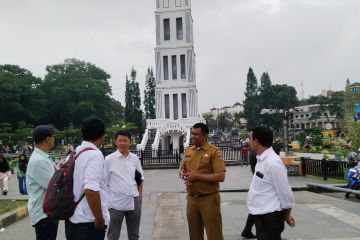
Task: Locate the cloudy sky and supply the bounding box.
[0,0,359,114]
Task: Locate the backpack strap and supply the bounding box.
[72,147,95,206]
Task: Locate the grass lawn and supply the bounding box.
[0,200,27,216]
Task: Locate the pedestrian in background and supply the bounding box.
[16,154,28,195]
[0,155,11,195]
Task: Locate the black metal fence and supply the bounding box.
[103,147,243,168]
[301,157,350,180]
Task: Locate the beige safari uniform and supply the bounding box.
[180,142,226,240]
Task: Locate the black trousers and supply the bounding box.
[242,214,255,234]
[254,211,284,240]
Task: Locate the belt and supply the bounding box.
[190,192,218,198]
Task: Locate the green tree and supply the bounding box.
[341,89,360,150]
[42,58,116,129]
[144,67,156,119]
[0,65,47,127]
[259,72,272,106]
[243,67,260,129]
[0,123,14,145]
[124,68,144,134]
[218,111,232,132]
[258,72,273,127]
[15,121,33,144]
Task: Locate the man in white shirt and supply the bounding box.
[65,117,110,240]
[105,130,144,240]
[247,126,295,240]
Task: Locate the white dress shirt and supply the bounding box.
[247,147,295,215]
[104,150,144,211]
[69,141,110,225]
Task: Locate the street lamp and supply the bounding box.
[260,108,294,153]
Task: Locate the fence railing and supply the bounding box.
[301,157,350,180]
[103,147,244,168]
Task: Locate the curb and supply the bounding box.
[0,205,28,228]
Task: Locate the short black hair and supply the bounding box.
[249,126,273,148]
[81,117,106,141]
[192,123,209,135]
[114,130,131,141]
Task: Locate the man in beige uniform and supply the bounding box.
[179,123,226,240]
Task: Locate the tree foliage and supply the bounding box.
[0,65,47,127]
[243,67,260,129]
[41,58,120,129]
[124,68,144,134]
[0,59,126,145]
[144,67,156,119]
[341,89,360,150]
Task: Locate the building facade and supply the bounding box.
[290,104,339,131]
[138,0,204,151]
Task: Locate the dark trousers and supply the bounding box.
[17,176,27,195]
[65,220,107,240]
[254,211,284,240]
[242,213,255,235]
[33,217,59,240]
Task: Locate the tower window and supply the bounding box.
[163,56,169,80]
[176,18,183,40]
[172,55,177,80]
[173,94,178,120]
[181,93,187,118]
[165,94,170,119]
[180,54,186,79]
[164,18,170,40]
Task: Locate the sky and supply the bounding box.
[0,0,359,114]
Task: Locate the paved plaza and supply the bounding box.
[1,165,360,240]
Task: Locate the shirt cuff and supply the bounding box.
[281,203,295,209]
[84,181,100,192]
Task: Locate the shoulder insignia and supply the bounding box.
[215,151,223,160]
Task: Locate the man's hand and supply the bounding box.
[179,169,186,179]
[94,217,105,229]
[183,172,198,185]
[285,214,295,227]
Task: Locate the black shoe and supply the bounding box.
[241,231,256,239]
[2,190,8,195]
[345,193,350,198]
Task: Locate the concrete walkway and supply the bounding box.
[1,165,359,240]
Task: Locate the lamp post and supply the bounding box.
[260,108,294,153]
[216,108,220,133]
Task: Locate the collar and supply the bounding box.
[256,147,273,162]
[192,142,210,151]
[80,141,100,152]
[114,149,131,159]
[34,147,50,159]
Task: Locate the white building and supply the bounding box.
[291,104,339,130]
[138,0,204,152]
[209,102,244,118]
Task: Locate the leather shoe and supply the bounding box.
[241,231,256,239]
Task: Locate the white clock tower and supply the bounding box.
[138,0,204,152]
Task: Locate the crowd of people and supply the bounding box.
[1,119,299,240]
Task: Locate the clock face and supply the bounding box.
[325,123,332,130]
